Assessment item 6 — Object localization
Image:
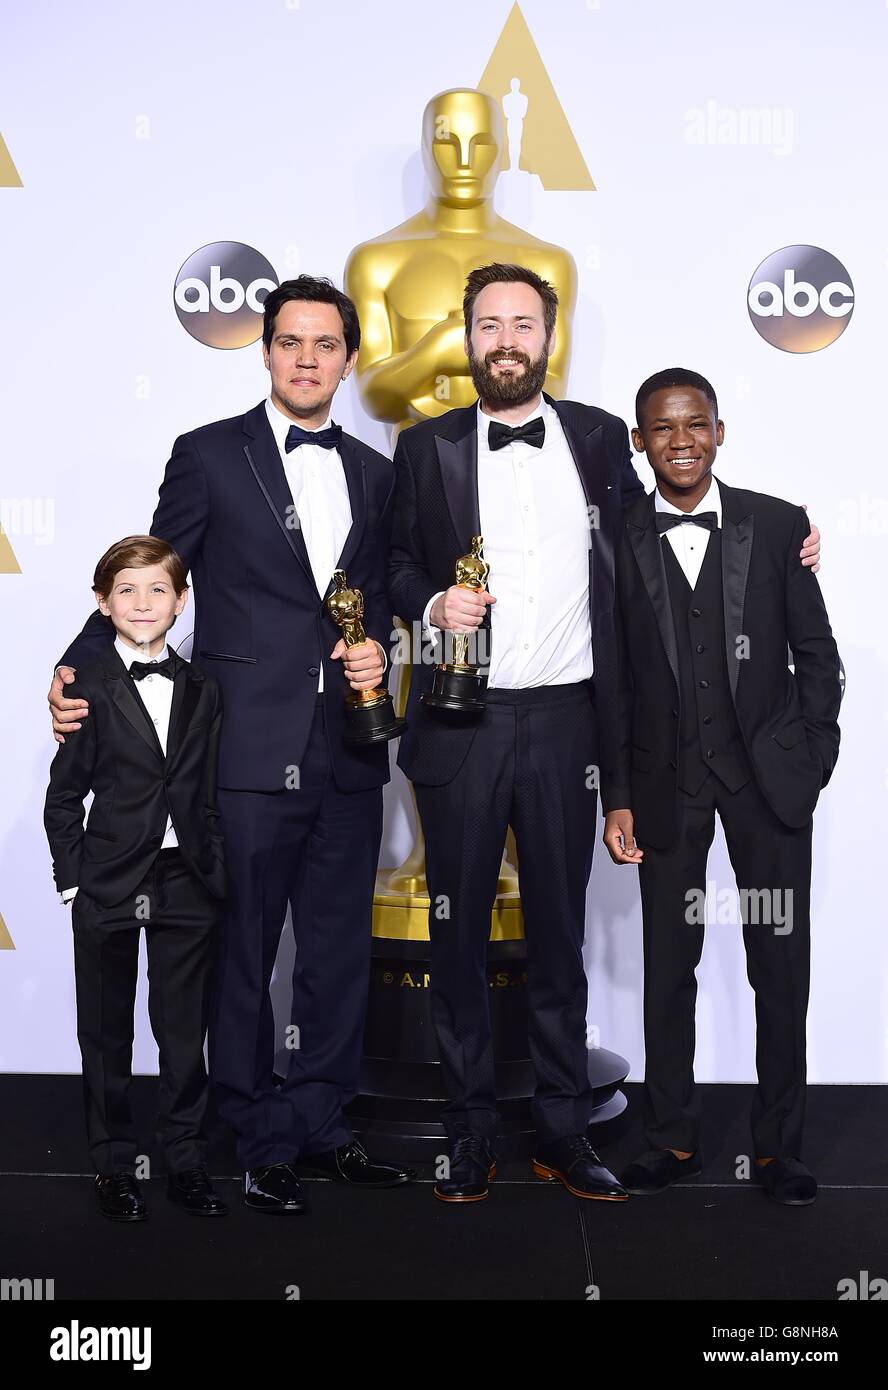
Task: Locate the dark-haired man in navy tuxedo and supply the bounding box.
[48,276,414,1211]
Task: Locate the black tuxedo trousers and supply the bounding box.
[72,848,218,1175]
[415,681,599,1143]
[638,772,812,1158]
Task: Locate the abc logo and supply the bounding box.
[748,245,853,353]
[174,242,278,349]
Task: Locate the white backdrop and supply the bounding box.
[1,0,885,1082]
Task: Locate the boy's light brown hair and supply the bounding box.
[92,535,188,601]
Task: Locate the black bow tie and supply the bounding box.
[285,423,342,453]
[655,511,718,534]
[130,657,174,681]
[487,417,546,452]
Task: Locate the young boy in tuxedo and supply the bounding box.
[602,369,841,1206]
[44,536,229,1221]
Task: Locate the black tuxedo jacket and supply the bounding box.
[388,393,645,785]
[58,403,395,793]
[45,644,228,908]
[602,480,842,847]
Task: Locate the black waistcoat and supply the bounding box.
[662,530,753,796]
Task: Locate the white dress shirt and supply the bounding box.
[265,396,354,693]
[423,396,593,689]
[60,635,177,903]
[654,476,723,589]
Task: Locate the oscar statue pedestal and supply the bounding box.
[345,872,630,1161]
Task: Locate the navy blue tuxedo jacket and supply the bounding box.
[59,402,395,793]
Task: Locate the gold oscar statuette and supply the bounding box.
[422,536,490,715]
[325,570,405,746]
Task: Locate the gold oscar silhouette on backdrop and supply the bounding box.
[0,130,22,187]
[345,87,577,939]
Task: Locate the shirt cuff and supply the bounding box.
[60,887,78,904]
[422,591,446,638]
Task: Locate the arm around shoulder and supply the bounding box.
[150,431,210,572]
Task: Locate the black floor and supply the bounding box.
[2,1078,885,1302]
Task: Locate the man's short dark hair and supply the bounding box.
[262,275,361,357]
[463,263,558,339]
[635,368,719,428]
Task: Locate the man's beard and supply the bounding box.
[467,344,549,409]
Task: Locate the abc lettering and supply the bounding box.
[175,265,276,314]
[749,268,853,319]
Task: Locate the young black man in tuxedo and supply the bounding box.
[602,368,841,1206]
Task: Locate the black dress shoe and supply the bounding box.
[533,1135,628,1200]
[95,1171,147,1222]
[756,1156,817,1206]
[621,1147,703,1195]
[298,1140,415,1188]
[433,1135,497,1203]
[243,1163,307,1213]
[167,1166,228,1216]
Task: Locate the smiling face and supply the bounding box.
[97,564,187,655]
[263,299,356,425]
[633,386,725,507]
[466,280,554,411]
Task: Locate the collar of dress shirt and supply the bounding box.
[654,474,722,525]
[477,393,548,444]
[266,396,333,453]
[114,634,170,668]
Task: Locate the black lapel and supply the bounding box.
[102,645,205,764]
[626,492,680,688]
[717,478,754,702]
[165,646,206,764]
[103,648,165,761]
[242,403,316,592]
[434,404,481,552]
[550,395,614,612]
[330,433,368,595]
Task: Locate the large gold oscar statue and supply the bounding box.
[344,86,577,937]
[346,87,576,438]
